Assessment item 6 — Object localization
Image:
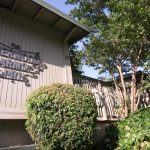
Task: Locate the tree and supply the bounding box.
[66,0,150,117]
[140,59,150,100]
[69,45,83,75]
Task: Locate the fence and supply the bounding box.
[73,74,119,121]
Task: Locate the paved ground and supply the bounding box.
[0,143,105,150]
[0,145,35,150]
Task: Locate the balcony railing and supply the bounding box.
[73,74,120,121]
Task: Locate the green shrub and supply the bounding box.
[105,107,150,150]
[26,83,97,150]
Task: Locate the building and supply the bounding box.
[0,0,89,147]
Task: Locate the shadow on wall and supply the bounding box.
[0,120,33,148]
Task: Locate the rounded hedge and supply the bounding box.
[105,107,150,150]
[26,83,97,150]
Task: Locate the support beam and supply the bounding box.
[64,27,78,43]
[11,0,19,12]
[50,18,63,29]
[33,8,43,21]
[69,31,86,45]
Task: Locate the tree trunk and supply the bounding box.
[117,65,128,117]
[135,89,140,111]
[111,73,124,107]
[130,64,137,112]
[134,70,145,111]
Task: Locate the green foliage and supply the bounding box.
[141,59,150,93]
[69,45,83,75]
[26,83,97,150]
[66,0,150,76]
[141,75,150,93]
[105,107,150,150]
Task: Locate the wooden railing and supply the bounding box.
[73,74,120,121]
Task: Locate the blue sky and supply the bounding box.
[44,0,99,79]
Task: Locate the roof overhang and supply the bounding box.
[0,0,90,45]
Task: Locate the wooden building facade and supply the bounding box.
[0,0,89,147]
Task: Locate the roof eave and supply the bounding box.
[32,0,90,44]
